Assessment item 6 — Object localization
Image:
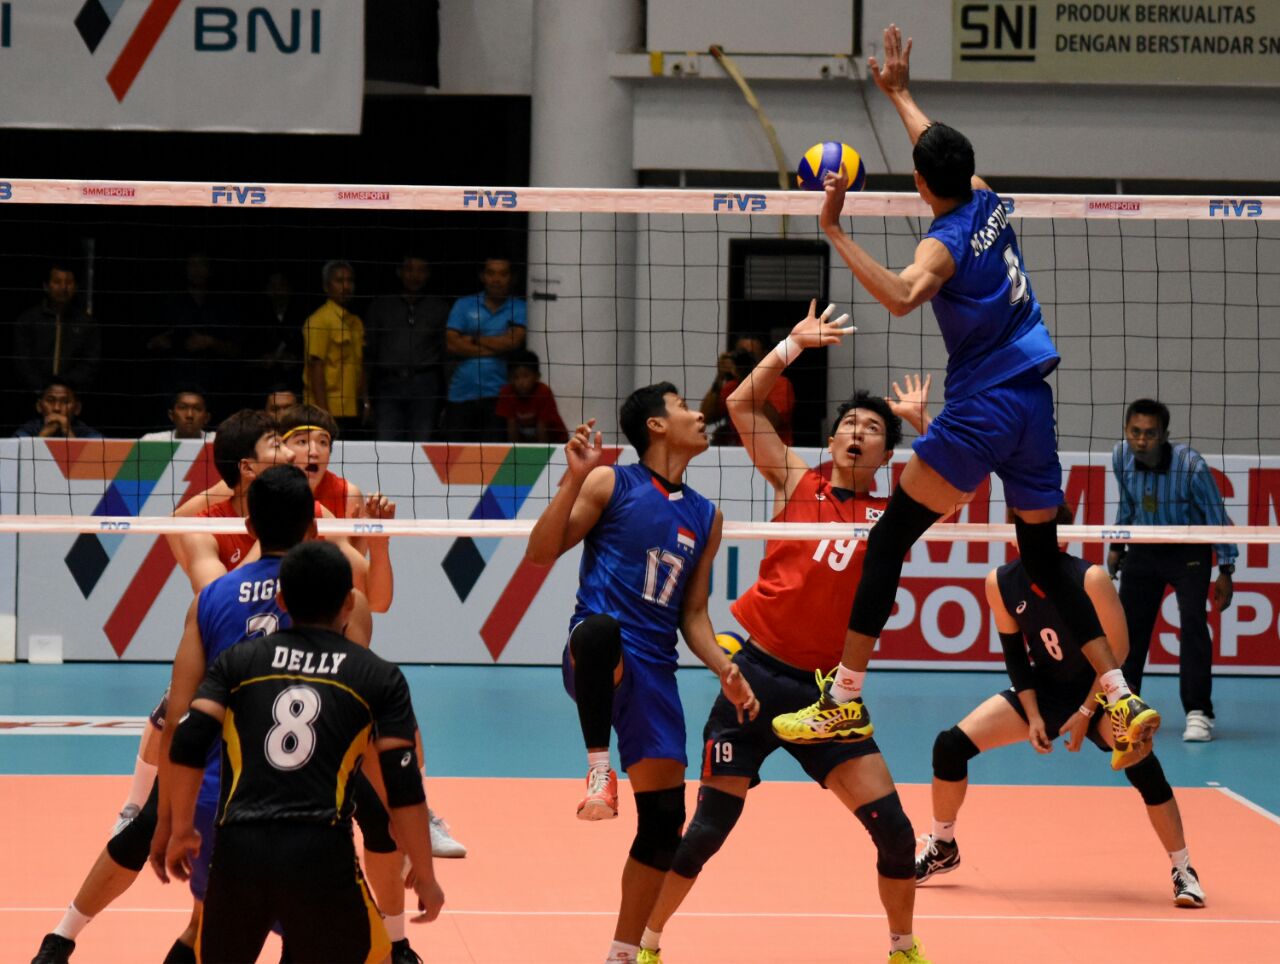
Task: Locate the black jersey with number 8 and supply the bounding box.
[193,625,418,826]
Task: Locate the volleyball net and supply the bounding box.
[0,179,1277,665]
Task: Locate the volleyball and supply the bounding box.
[716,631,745,658]
[796,141,866,192]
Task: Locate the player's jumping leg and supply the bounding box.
[1013,511,1159,745]
[609,759,685,963]
[1124,754,1206,907]
[773,459,951,743]
[826,755,928,963]
[569,614,625,819]
[637,779,748,963]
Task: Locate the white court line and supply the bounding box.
[1215,785,1280,826]
[3,908,1278,925]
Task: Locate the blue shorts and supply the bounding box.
[189,794,219,901]
[562,628,686,771]
[913,373,1064,510]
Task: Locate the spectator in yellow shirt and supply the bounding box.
[304,261,367,433]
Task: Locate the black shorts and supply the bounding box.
[701,641,881,789]
[198,821,389,964]
[998,678,1109,753]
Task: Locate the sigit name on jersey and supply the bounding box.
[270,646,347,675]
[238,578,280,603]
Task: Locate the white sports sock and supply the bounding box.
[54,903,93,941]
[889,932,915,953]
[606,939,640,962]
[124,756,157,811]
[383,911,406,942]
[829,664,865,704]
[932,819,956,843]
[1099,669,1132,702]
[1169,847,1192,874]
[640,926,662,951]
[587,750,610,771]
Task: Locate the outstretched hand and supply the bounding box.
[789,299,856,351]
[886,372,931,431]
[868,24,912,96]
[565,419,604,481]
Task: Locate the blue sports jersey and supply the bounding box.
[925,189,1060,400]
[194,556,290,804]
[572,463,716,665]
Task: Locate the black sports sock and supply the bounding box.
[569,614,623,749]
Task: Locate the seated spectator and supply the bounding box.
[303,260,367,435]
[13,377,102,439]
[442,255,526,441]
[12,262,100,393]
[264,385,300,420]
[140,388,214,441]
[365,253,448,442]
[496,350,568,443]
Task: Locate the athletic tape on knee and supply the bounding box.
[1124,753,1173,807]
[570,613,623,750]
[932,726,981,782]
[669,787,745,879]
[854,791,915,880]
[1014,519,1104,644]
[849,488,941,637]
[629,786,686,871]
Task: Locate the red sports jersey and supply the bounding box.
[313,470,353,519]
[198,499,255,571]
[198,498,327,571]
[730,469,886,672]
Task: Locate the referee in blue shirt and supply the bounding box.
[1108,399,1237,743]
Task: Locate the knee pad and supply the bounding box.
[854,791,915,880]
[106,788,160,872]
[629,786,686,871]
[570,613,622,672]
[1124,753,1174,807]
[148,690,169,730]
[669,787,745,879]
[932,726,981,782]
[350,772,397,853]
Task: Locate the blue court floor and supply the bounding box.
[2,663,1277,817]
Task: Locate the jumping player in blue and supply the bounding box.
[773,24,1159,755]
[527,383,757,964]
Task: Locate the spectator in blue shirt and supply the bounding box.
[442,256,527,441]
[13,377,103,440]
[1108,398,1237,743]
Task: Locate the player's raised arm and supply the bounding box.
[526,419,615,565]
[727,300,854,502]
[868,24,930,145]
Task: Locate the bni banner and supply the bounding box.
[4,439,1279,673]
[0,0,363,132]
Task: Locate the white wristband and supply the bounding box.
[1079,703,1096,718]
[770,336,802,367]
